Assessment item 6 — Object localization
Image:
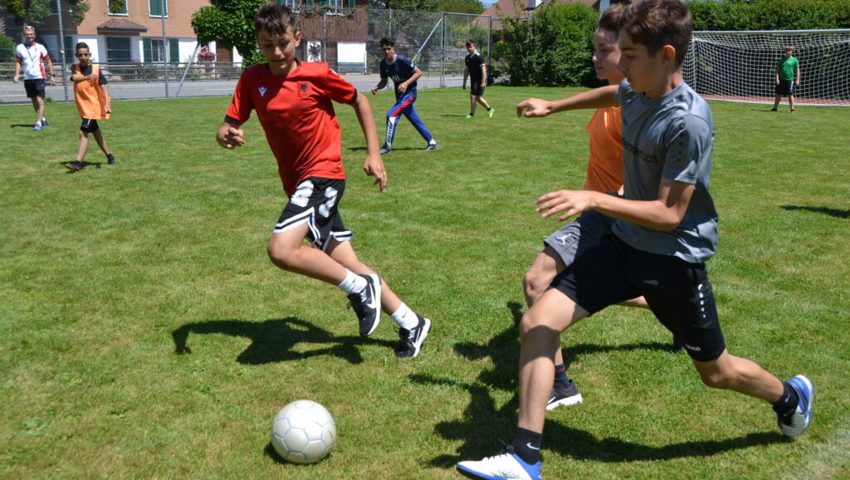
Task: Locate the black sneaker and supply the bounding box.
[546,379,583,411]
[107,153,115,165]
[347,274,381,337]
[64,161,83,172]
[42,118,49,127]
[394,315,431,358]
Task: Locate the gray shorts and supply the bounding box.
[543,211,616,266]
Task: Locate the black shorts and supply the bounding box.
[24,79,46,98]
[550,233,726,362]
[469,81,485,97]
[273,177,351,250]
[80,118,100,133]
[775,80,795,97]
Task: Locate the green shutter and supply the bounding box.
[306,0,313,9]
[348,0,355,11]
[143,38,152,62]
[169,38,179,62]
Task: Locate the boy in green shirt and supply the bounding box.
[772,45,800,112]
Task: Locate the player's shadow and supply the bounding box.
[781,204,850,219]
[171,317,395,365]
[347,146,421,152]
[418,301,784,467]
[56,160,101,172]
[438,114,469,117]
[10,123,37,128]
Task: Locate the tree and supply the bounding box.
[1,0,89,27]
[439,0,483,15]
[192,0,266,66]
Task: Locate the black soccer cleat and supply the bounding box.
[347,274,382,337]
[395,315,431,359]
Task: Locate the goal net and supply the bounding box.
[683,29,850,106]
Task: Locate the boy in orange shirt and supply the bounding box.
[515,5,649,410]
[65,42,115,172]
[216,3,431,358]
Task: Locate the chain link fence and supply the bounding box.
[1,7,491,103]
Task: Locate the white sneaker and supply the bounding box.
[778,374,814,438]
[456,448,541,480]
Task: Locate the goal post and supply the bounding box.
[683,29,850,106]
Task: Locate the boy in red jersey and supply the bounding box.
[216,3,431,358]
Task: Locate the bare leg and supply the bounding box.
[31,96,45,123]
[92,129,111,156]
[76,131,89,161]
[267,224,347,284]
[692,350,784,403]
[772,95,781,110]
[517,289,589,433]
[469,95,477,116]
[789,95,796,111]
[326,239,402,314]
[477,96,492,110]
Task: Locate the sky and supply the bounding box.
[482,0,498,6]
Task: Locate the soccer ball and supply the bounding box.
[271,400,336,464]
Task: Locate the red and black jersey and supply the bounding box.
[226,61,358,196]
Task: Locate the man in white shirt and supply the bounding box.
[13,26,55,131]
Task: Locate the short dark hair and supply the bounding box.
[254,2,297,36]
[379,37,395,48]
[75,42,89,52]
[597,4,624,33]
[465,40,475,48]
[619,0,692,67]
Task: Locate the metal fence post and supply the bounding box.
[54,0,69,102]
[439,12,445,88]
[162,0,168,98]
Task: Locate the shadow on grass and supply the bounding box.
[56,160,102,172]
[10,123,37,128]
[419,301,785,467]
[347,146,423,152]
[171,317,396,365]
[781,204,850,219]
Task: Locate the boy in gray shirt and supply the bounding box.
[457,1,813,479]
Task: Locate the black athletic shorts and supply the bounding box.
[775,80,795,97]
[469,81,485,97]
[273,177,351,250]
[80,118,100,133]
[24,79,46,98]
[550,233,726,362]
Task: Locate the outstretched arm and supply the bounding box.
[517,84,618,118]
[351,93,387,192]
[536,179,694,232]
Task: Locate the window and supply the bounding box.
[149,0,167,17]
[106,37,131,62]
[282,0,301,12]
[108,0,128,15]
[143,38,179,62]
[325,0,343,14]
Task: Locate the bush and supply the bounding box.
[689,0,850,31]
[0,35,16,63]
[496,4,599,87]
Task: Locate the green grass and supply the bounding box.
[2,87,849,479]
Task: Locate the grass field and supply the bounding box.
[2,87,849,479]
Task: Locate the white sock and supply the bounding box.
[428,139,437,145]
[391,303,418,330]
[338,270,367,295]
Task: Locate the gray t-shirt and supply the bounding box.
[612,80,718,263]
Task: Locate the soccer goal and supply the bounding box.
[683,29,850,106]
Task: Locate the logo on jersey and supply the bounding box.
[258,86,267,97]
[298,82,310,99]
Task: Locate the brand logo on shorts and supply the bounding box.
[685,344,701,352]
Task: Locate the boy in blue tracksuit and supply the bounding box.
[371,37,438,154]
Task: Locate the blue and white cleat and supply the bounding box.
[778,374,814,438]
[457,447,541,480]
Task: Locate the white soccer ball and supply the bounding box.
[271,400,336,464]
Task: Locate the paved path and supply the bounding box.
[0,73,464,103]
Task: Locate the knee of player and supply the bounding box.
[518,310,556,340]
[267,241,297,269]
[696,367,731,389]
[523,269,549,301]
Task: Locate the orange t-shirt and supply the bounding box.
[583,105,623,193]
[73,64,109,120]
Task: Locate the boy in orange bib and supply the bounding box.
[65,42,115,172]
